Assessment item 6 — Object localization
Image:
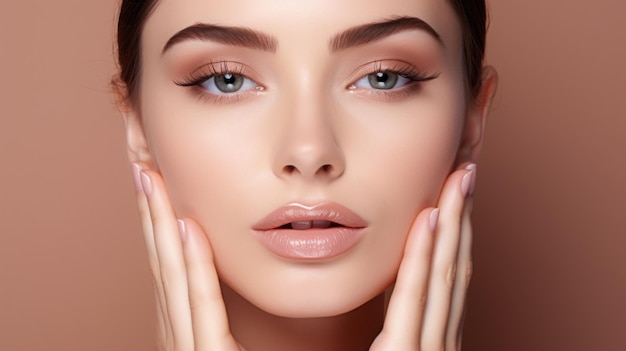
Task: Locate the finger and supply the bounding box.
[153,280,168,351]
[420,164,474,350]
[132,163,170,349]
[445,194,473,350]
[180,219,240,351]
[140,170,194,351]
[375,207,438,349]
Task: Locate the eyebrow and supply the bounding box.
[162,16,442,55]
[329,16,443,52]
[162,23,278,54]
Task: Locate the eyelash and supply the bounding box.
[347,61,440,100]
[174,60,439,104]
[174,61,262,104]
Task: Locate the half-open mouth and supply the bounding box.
[252,202,368,231]
[252,203,367,259]
[278,220,343,229]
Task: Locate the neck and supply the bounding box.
[221,283,385,351]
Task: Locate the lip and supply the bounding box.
[252,202,368,260]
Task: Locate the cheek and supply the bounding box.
[339,87,466,212]
[140,86,270,218]
[340,95,465,286]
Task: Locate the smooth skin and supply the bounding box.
[133,161,478,351]
[116,0,498,349]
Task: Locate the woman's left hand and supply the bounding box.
[370,163,476,351]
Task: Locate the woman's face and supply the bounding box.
[132,0,470,317]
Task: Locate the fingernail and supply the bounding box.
[140,171,152,197]
[177,219,187,243]
[461,164,477,198]
[429,208,440,232]
[131,163,142,192]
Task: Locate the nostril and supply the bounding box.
[283,165,297,174]
[278,163,342,178]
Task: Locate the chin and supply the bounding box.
[220,259,396,319]
[254,291,374,319]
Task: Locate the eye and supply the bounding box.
[347,61,440,96]
[200,73,258,94]
[174,61,263,101]
[353,71,413,90]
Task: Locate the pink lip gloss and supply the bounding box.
[252,202,367,260]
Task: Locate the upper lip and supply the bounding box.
[252,202,368,230]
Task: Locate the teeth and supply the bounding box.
[291,221,312,229]
[289,220,334,229]
[312,220,332,228]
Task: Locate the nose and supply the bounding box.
[272,97,345,182]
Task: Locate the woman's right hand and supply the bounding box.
[132,163,245,351]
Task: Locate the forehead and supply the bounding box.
[142,0,462,57]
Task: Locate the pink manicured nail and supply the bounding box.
[140,171,152,197]
[177,219,187,243]
[429,208,440,232]
[461,164,477,197]
[131,163,142,192]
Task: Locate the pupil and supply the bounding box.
[224,74,236,84]
[375,72,388,82]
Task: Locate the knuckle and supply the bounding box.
[417,290,428,313]
[188,293,209,316]
[137,204,149,219]
[159,272,173,295]
[465,260,473,289]
[150,270,161,289]
[446,263,457,288]
[149,258,161,275]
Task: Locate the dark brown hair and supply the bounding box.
[115,0,158,103]
[115,0,487,102]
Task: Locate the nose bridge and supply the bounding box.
[272,79,345,181]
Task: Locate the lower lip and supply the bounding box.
[252,227,365,260]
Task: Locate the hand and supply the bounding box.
[370,163,476,351]
[132,163,244,351]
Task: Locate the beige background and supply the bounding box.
[1,1,624,350]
